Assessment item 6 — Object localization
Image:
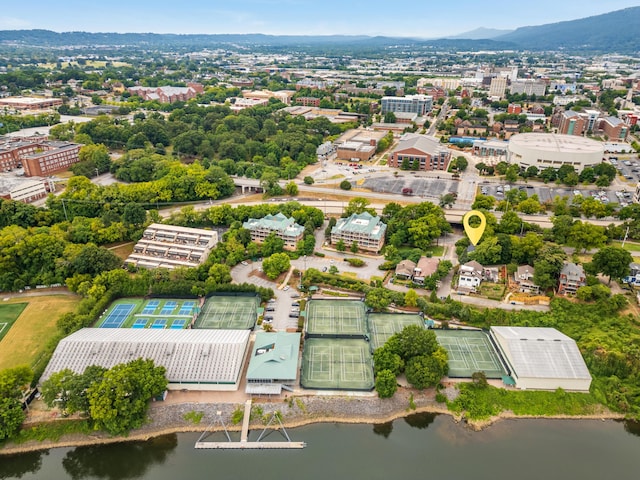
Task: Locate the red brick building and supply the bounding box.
[389,134,451,171]
[0,137,81,176]
[127,83,203,103]
[296,96,321,107]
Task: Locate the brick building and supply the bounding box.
[0,137,81,176]
[128,83,203,103]
[389,134,451,171]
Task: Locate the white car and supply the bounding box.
[241,261,248,266]
[283,285,290,291]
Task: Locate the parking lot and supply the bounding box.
[479,182,631,206]
[362,174,459,201]
[611,156,640,185]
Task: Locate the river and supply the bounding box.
[2,415,639,480]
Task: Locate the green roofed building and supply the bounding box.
[331,212,387,253]
[243,213,304,250]
[245,331,301,395]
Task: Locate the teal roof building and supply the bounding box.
[331,212,387,252]
[243,213,304,250]
[246,331,301,394]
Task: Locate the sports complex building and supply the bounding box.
[245,331,301,395]
[42,294,261,391]
[507,133,604,173]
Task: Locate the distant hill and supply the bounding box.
[496,7,640,51]
[445,27,514,40]
[0,8,639,53]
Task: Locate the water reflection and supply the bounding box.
[623,420,640,437]
[0,450,46,480]
[404,412,437,429]
[372,421,393,438]
[62,434,177,480]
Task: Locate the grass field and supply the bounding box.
[611,240,640,255]
[0,295,80,371]
[0,303,28,343]
[106,242,135,260]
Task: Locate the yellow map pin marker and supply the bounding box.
[463,210,487,246]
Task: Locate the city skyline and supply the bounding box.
[1,1,638,38]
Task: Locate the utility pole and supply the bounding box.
[622,225,630,248]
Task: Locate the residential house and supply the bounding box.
[558,262,586,295]
[457,260,484,292]
[514,265,540,293]
[413,257,440,285]
[395,259,416,280]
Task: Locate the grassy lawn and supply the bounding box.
[0,295,80,371]
[611,240,640,255]
[478,282,506,300]
[0,303,28,343]
[107,242,134,260]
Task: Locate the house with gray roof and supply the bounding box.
[389,133,451,171]
[245,331,301,395]
[331,212,387,253]
[515,265,539,293]
[395,259,416,280]
[558,262,586,295]
[243,213,304,250]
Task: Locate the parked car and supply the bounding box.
[322,266,328,272]
[292,302,300,307]
[241,261,248,266]
[283,285,290,291]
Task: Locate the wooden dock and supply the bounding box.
[195,399,306,450]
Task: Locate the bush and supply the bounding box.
[303,176,314,185]
[340,180,352,190]
[345,258,365,267]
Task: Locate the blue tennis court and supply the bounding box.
[160,306,175,315]
[147,300,160,307]
[142,305,157,315]
[165,301,177,307]
[151,319,166,329]
[101,304,134,328]
[170,319,186,329]
[178,305,193,315]
[132,318,148,329]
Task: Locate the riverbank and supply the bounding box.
[0,387,624,456]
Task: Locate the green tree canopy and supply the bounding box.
[375,369,398,398]
[591,246,633,284]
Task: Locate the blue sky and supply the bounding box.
[1,1,639,37]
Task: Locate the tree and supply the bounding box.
[405,288,419,307]
[405,355,446,390]
[329,265,339,274]
[350,241,359,253]
[470,236,502,265]
[261,232,285,257]
[122,203,147,226]
[262,252,291,280]
[87,359,167,435]
[439,193,456,209]
[505,164,519,183]
[383,111,397,123]
[260,171,282,197]
[498,211,523,235]
[386,325,438,361]
[208,264,232,284]
[518,196,542,214]
[375,370,398,398]
[568,222,607,253]
[0,397,24,440]
[303,176,314,185]
[40,369,76,412]
[285,181,298,196]
[591,246,633,284]
[373,346,404,375]
[339,180,352,190]
[344,198,376,217]
[472,195,495,210]
[336,239,346,252]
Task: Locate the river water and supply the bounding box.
[2,415,639,480]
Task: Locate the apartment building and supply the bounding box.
[9,180,48,203]
[381,94,433,116]
[489,77,508,99]
[331,212,386,253]
[558,111,587,136]
[296,96,321,107]
[509,80,547,96]
[0,137,81,176]
[125,223,218,270]
[388,133,451,171]
[243,213,304,250]
[599,116,629,140]
[127,83,203,103]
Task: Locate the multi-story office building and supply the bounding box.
[489,77,508,98]
[509,80,547,96]
[331,212,386,253]
[243,213,304,250]
[381,94,433,116]
[388,134,451,171]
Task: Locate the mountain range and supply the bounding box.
[0,7,638,53]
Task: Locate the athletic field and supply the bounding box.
[97,298,196,329]
[0,303,27,343]
[368,313,424,351]
[301,338,374,390]
[306,300,366,337]
[435,330,507,378]
[195,295,258,329]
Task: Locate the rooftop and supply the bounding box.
[509,133,604,154]
[246,332,301,382]
[332,212,387,240]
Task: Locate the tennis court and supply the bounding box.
[435,330,507,378]
[301,338,374,390]
[195,295,259,329]
[368,313,425,351]
[100,304,135,328]
[151,319,167,329]
[306,300,366,337]
[132,318,148,329]
[170,319,186,329]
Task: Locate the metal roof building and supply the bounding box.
[331,212,387,253]
[490,326,592,392]
[41,328,250,391]
[245,332,301,395]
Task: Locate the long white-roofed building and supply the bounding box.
[41,328,250,391]
[490,326,591,392]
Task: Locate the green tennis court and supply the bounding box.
[306,300,366,337]
[368,313,424,351]
[301,338,374,390]
[435,330,507,378]
[195,295,259,329]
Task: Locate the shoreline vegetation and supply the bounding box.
[0,388,623,456]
